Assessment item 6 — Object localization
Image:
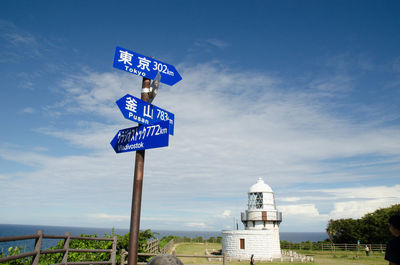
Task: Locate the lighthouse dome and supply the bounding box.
[249,178,273,193]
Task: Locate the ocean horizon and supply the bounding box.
[0,223,328,253]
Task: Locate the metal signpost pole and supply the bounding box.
[128,77,151,265]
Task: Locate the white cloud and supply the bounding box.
[221,210,232,218]
[89,213,130,222]
[277,204,329,232]
[193,39,228,50]
[204,39,228,49]
[279,197,301,202]
[184,222,208,229]
[0,174,11,180]
[1,62,400,231]
[0,20,37,46]
[20,107,35,114]
[329,200,393,220]
[0,20,44,60]
[319,185,400,200]
[279,204,323,218]
[319,185,400,219]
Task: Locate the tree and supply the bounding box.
[116,229,156,262]
[326,218,360,243]
[326,204,400,243]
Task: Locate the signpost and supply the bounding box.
[113,46,182,86]
[111,46,181,265]
[116,94,175,135]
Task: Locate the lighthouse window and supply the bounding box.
[248,192,263,209]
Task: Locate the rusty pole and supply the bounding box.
[128,77,151,265]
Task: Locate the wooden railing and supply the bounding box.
[141,238,174,255]
[281,241,386,252]
[160,239,174,254]
[0,230,117,265]
[120,250,227,265]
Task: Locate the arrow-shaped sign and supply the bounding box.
[113,46,182,86]
[110,121,170,153]
[116,94,175,135]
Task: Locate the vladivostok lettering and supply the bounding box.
[118,142,144,151]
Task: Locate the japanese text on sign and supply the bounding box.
[110,121,170,153]
[113,46,182,86]
[116,94,175,135]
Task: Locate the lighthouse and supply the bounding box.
[222,178,282,260]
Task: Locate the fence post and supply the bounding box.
[111,236,117,265]
[61,232,71,265]
[121,249,127,265]
[223,252,227,265]
[31,230,43,265]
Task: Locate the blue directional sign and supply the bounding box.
[110,121,170,153]
[113,46,182,86]
[116,94,175,135]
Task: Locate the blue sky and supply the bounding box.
[1,0,400,232]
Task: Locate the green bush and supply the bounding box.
[0,229,157,265]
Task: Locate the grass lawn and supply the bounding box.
[172,243,388,265]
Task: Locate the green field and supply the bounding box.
[172,243,387,265]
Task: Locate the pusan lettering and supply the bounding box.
[128,112,150,124]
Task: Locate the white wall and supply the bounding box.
[222,230,281,260]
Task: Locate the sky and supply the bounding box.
[0,0,400,233]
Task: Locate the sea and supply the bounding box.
[0,224,328,253]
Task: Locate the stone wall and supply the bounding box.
[222,230,281,260]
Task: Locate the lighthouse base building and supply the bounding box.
[222,178,282,261]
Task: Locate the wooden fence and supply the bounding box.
[1,231,176,265]
[0,230,117,265]
[281,241,386,252]
[1,230,389,265]
[142,238,174,254]
[142,239,159,254]
[120,250,227,265]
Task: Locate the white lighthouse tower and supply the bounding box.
[222,178,282,261]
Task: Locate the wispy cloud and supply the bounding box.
[0,20,41,59]
[221,210,232,218]
[279,197,301,202]
[88,213,130,222]
[20,107,35,114]
[279,204,325,218]
[277,185,400,230]
[185,222,208,229]
[1,62,400,230]
[194,39,228,49]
